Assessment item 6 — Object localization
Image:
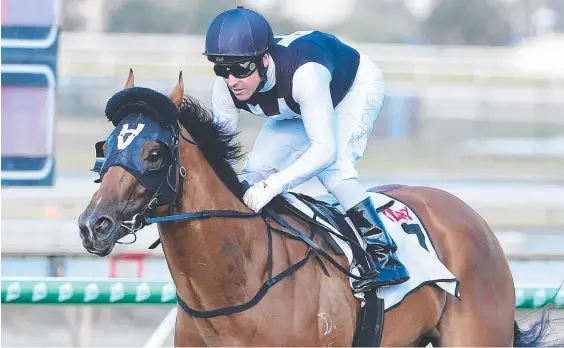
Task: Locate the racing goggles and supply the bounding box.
[213,59,258,79]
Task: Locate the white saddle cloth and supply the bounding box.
[281,191,461,311]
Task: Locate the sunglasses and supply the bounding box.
[213,59,258,79]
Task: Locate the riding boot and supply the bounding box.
[346,197,410,292]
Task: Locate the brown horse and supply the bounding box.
[78,70,559,347]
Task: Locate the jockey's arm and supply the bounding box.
[211,76,240,136]
[268,62,337,191]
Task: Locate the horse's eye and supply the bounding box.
[148,149,161,162]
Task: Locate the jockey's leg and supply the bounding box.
[317,53,409,291]
[239,118,309,188]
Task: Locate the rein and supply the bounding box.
[116,123,376,319]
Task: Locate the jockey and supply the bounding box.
[203,6,409,291]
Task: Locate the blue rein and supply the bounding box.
[145,209,260,224]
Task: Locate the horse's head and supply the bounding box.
[78,69,185,256]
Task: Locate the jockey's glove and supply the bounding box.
[242,177,284,212]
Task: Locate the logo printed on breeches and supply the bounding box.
[117,123,145,150]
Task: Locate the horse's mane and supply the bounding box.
[176,95,245,199]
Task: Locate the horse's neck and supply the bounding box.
[157,133,269,311]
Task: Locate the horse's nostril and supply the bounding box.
[93,216,114,235]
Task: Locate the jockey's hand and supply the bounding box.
[243,178,283,212]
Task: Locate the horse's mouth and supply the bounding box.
[89,247,114,257]
[83,242,115,257]
[81,225,129,257]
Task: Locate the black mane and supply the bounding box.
[176,95,245,199]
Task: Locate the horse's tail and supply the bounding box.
[513,307,564,347]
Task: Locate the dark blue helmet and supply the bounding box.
[203,6,274,63]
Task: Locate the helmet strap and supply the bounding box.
[256,55,269,91]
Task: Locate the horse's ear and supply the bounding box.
[124,68,135,89]
[169,71,184,108]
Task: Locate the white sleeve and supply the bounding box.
[268,62,338,191]
[211,76,240,135]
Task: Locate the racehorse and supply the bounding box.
[78,70,560,347]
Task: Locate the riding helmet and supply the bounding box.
[203,6,274,63]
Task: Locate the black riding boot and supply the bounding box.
[346,197,410,291]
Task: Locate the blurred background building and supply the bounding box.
[2,0,564,346]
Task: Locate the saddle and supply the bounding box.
[269,186,405,347]
[272,186,402,277]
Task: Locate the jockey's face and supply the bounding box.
[224,54,269,101]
